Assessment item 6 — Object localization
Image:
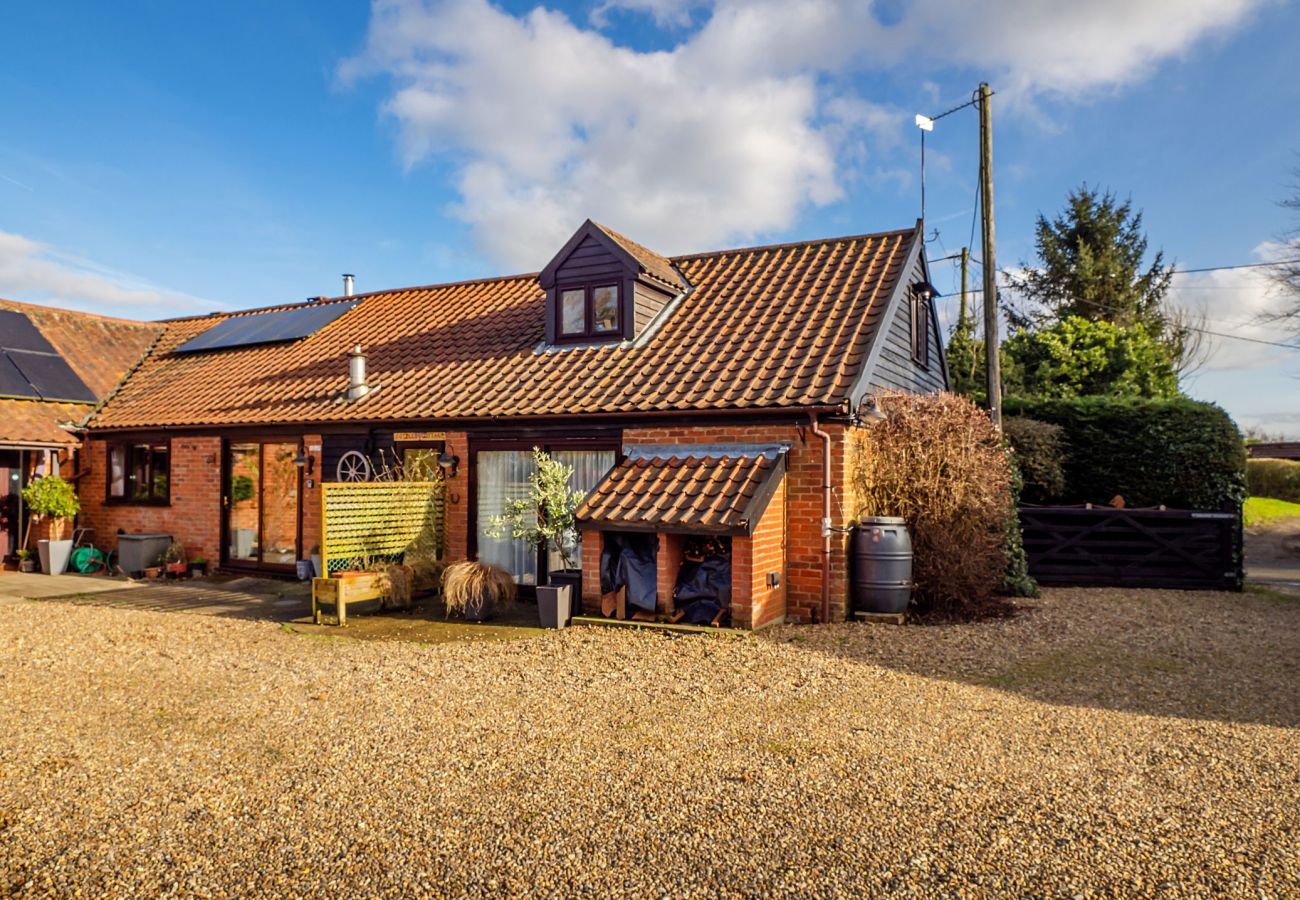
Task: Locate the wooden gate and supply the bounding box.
[320,480,445,575]
[1019,506,1242,591]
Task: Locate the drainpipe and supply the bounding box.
[809,412,833,624]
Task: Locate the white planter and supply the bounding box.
[38,539,73,576]
[311,554,323,577]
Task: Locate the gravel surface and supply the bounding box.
[1,588,1297,897]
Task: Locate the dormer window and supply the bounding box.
[558,283,621,339]
[540,220,686,347]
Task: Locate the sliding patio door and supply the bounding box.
[224,441,300,569]
[474,446,615,587]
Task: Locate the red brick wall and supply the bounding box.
[442,431,469,560]
[741,476,787,629]
[624,421,852,624]
[301,435,324,557]
[79,436,223,566]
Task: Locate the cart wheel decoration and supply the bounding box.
[336,451,373,482]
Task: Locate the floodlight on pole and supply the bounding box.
[914,113,934,132]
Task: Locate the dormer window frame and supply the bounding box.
[553,280,625,344]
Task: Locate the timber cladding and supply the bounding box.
[320,481,445,574]
[1019,506,1243,591]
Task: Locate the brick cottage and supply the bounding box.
[78,220,948,627]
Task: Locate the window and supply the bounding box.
[556,283,622,340]
[107,440,170,503]
[911,288,931,368]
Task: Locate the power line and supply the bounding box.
[1172,258,1300,275]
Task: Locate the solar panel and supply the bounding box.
[173,300,359,354]
[0,351,38,400]
[5,350,97,402]
[0,309,57,353]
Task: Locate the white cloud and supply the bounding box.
[347,0,1265,267]
[590,0,702,29]
[0,230,213,318]
[1169,242,1293,372]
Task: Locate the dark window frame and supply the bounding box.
[553,281,623,343]
[910,289,931,370]
[105,439,172,505]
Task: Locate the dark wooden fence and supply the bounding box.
[1019,506,1242,591]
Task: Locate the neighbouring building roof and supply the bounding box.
[88,223,922,431]
[576,446,786,535]
[0,298,160,448]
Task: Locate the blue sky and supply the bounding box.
[2,0,1298,433]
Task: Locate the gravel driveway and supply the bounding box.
[1,588,1296,897]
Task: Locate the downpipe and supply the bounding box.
[809,412,833,625]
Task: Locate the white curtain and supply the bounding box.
[549,450,615,572]
[477,450,539,585]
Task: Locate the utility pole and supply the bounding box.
[959,246,969,324]
[978,82,1002,430]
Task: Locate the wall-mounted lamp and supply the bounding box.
[292,450,314,477]
[859,396,887,424]
[437,449,460,479]
[912,280,939,302]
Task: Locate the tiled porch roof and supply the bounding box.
[576,445,786,535]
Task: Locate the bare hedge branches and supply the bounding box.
[848,391,1015,617]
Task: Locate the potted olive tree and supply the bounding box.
[21,475,79,576]
[485,448,585,628]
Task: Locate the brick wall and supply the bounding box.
[442,431,469,560]
[79,436,223,566]
[301,435,324,557]
[624,420,852,623]
[741,476,787,629]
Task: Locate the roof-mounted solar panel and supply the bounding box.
[0,309,58,354]
[6,350,98,402]
[173,300,359,354]
[0,352,37,400]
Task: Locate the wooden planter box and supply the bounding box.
[311,573,383,626]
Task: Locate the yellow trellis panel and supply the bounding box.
[320,479,445,575]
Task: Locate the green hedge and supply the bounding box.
[1003,416,1066,504]
[1247,458,1300,504]
[1004,396,1246,511]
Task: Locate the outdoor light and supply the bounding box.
[437,449,460,478]
[860,397,887,424]
[913,280,939,301]
[914,113,934,132]
[292,451,314,477]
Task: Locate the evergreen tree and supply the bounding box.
[1006,185,1194,371]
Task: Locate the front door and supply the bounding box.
[0,451,20,560]
[224,441,300,570]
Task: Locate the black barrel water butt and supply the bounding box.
[850,517,913,614]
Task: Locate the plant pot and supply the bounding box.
[547,569,583,615]
[38,539,73,576]
[188,562,207,577]
[19,559,36,573]
[166,562,187,578]
[536,584,572,629]
[311,554,323,578]
[462,593,494,622]
[295,560,313,580]
[143,566,162,579]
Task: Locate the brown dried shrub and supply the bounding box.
[442,560,516,619]
[848,391,1015,618]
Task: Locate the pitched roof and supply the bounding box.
[0,299,159,446]
[88,225,919,431]
[591,221,683,290]
[576,447,785,534]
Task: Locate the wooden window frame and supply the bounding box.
[910,288,931,370]
[553,282,623,343]
[105,439,171,505]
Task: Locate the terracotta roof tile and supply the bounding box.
[89,226,917,430]
[576,449,784,534]
[0,398,88,447]
[591,221,683,290]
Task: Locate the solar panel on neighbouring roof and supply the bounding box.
[6,350,98,402]
[173,300,359,354]
[0,351,38,400]
[0,309,58,353]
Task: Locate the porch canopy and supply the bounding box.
[576,444,788,536]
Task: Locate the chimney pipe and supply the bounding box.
[342,273,355,297]
[347,344,370,401]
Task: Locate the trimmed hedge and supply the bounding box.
[1004,396,1246,511]
[1003,416,1066,504]
[1247,458,1300,504]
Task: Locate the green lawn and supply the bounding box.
[1244,495,1300,528]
